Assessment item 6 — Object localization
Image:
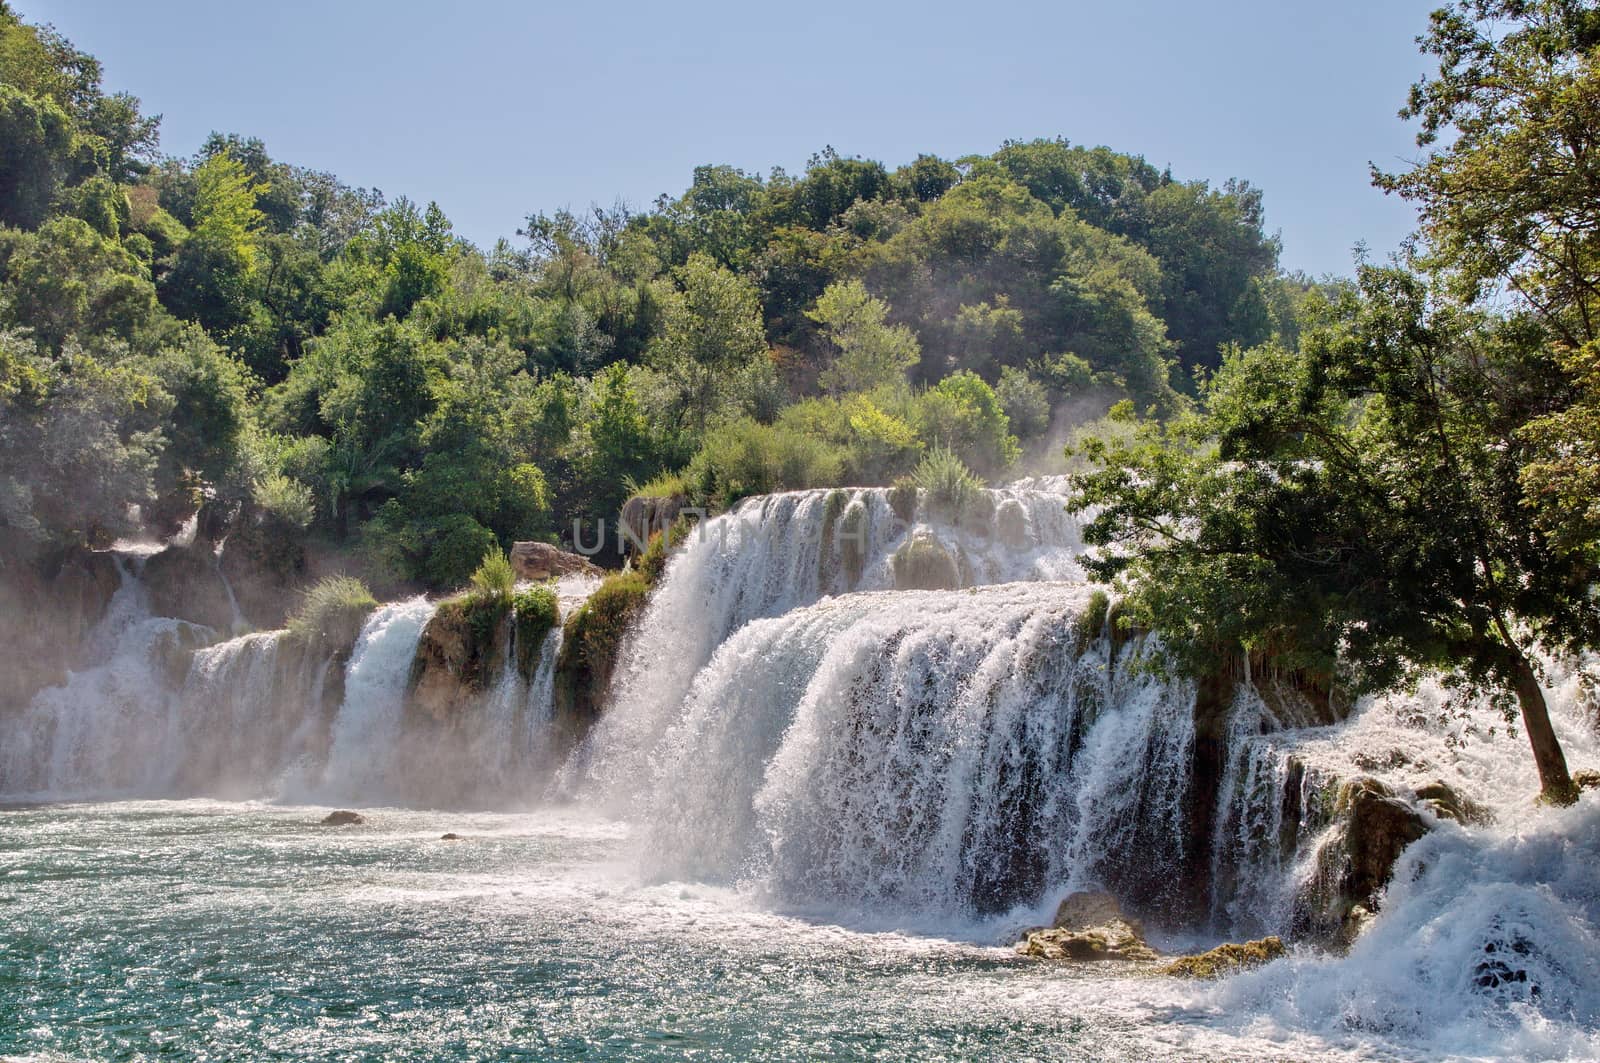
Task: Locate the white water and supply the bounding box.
[568,483,1087,800]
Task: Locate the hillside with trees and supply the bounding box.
[0,0,1299,593]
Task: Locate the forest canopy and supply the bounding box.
[0,1,1300,590]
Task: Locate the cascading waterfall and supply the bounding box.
[623,581,1200,920]
[567,482,1088,800]
[0,569,589,807]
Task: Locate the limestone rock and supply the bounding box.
[407,600,509,723]
[1573,769,1600,792]
[617,495,685,554]
[1014,891,1158,963]
[510,541,602,582]
[891,532,960,591]
[141,544,236,631]
[995,498,1029,548]
[1161,936,1286,978]
[1413,779,1493,825]
[1293,777,1430,947]
[320,810,365,826]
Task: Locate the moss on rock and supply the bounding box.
[554,569,652,735]
[512,586,559,680]
[1161,936,1286,978]
[891,532,960,591]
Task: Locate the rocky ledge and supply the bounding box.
[1014,891,1158,962]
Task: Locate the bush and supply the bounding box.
[909,370,1019,476]
[469,548,515,604]
[287,576,377,648]
[625,470,689,502]
[910,444,985,520]
[683,417,845,508]
[512,585,559,679]
[555,568,652,725]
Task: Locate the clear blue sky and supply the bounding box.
[24,0,1434,277]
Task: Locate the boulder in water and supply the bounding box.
[510,541,601,581]
[1161,936,1286,978]
[891,532,960,591]
[1414,779,1493,825]
[1294,777,1430,947]
[1014,891,1158,962]
[320,810,365,826]
[1572,768,1600,792]
[440,832,463,841]
[995,498,1029,548]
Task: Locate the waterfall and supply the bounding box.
[618,582,1200,920]
[567,482,1087,799]
[0,559,211,797]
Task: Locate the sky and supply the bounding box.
[24,0,1436,277]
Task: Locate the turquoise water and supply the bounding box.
[0,801,1366,1062]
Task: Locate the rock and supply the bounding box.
[1414,780,1493,825]
[320,810,365,826]
[219,506,306,629]
[510,541,602,582]
[1014,891,1159,963]
[407,599,509,723]
[616,496,685,555]
[891,532,960,591]
[440,832,463,841]
[141,544,236,631]
[1573,769,1600,792]
[150,621,216,687]
[1293,777,1430,947]
[995,498,1029,548]
[1161,936,1286,978]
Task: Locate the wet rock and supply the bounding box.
[1573,769,1600,792]
[995,498,1029,548]
[407,598,509,722]
[320,810,365,826]
[1293,777,1430,947]
[891,532,960,591]
[440,832,463,841]
[1014,891,1158,962]
[219,506,307,629]
[150,621,217,687]
[1414,780,1493,825]
[142,543,236,631]
[509,541,601,582]
[1161,936,1286,978]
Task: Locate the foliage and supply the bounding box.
[908,444,985,520]
[286,575,376,647]
[512,584,559,679]
[468,548,515,604]
[682,417,845,508]
[555,567,651,722]
[808,278,921,394]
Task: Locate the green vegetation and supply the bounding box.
[512,585,559,680]
[0,2,1297,588]
[285,575,376,648]
[909,445,985,521]
[1073,0,1600,805]
[554,568,651,724]
[468,549,515,605]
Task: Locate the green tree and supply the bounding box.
[647,252,767,434]
[808,279,921,395]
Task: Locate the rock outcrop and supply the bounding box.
[1162,936,1286,978]
[1015,891,1159,962]
[618,495,686,554]
[320,810,365,826]
[142,543,236,632]
[407,599,509,723]
[218,505,307,629]
[891,532,960,591]
[1293,777,1431,947]
[509,541,600,582]
[1414,779,1493,825]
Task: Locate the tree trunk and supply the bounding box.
[1506,648,1577,805]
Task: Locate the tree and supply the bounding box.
[647,252,767,434]
[808,279,921,395]
[1075,269,1596,805]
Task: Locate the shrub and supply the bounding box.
[887,477,919,524]
[512,585,559,679]
[555,568,652,726]
[910,444,985,521]
[683,417,845,509]
[287,576,377,648]
[468,548,515,605]
[625,470,689,502]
